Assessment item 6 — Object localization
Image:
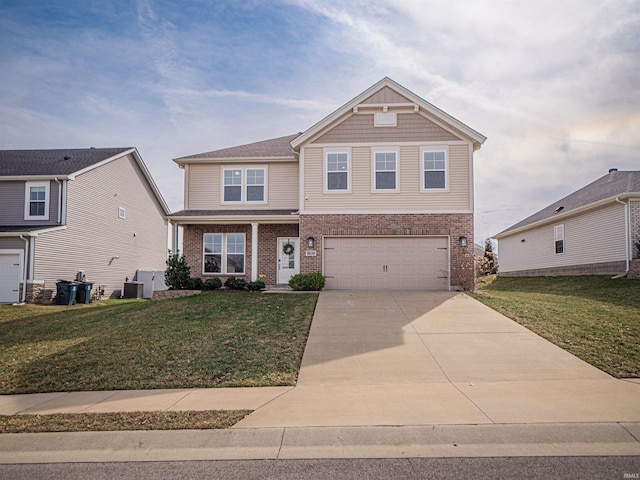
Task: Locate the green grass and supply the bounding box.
[0,410,251,433]
[474,275,640,378]
[0,292,318,394]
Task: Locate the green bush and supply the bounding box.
[288,272,325,291]
[247,279,266,291]
[203,278,222,290]
[186,277,204,290]
[224,276,248,290]
[165,254,191,290]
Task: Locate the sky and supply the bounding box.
[1,0,638,246]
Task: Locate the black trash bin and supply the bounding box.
[76,282,94,304]
[56,282,78,306]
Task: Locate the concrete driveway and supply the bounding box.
[235,291,640,428]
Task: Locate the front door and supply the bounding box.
[277,237,300,284]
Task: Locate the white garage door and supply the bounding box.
[324,237,449,290]
[0,252,22,303]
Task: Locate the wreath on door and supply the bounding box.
[283,243,295,255]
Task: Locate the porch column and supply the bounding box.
[251,222,258,281]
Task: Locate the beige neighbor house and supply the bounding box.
[0,148,171,303]
[494,169,640,278]
[171,78,486,291]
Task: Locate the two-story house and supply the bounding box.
[171,78,486,290]
[0,148,171,303]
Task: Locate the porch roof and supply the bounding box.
[170,209,299,225]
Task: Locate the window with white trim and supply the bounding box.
[222,167,266,203]
[554,225,564,254]
[422,149,447,190]
[203,233,245,274]
[24,181,50,220]
[373,151,398,191]
[326,152,349,191]
[118,207,126,219]
[246,168,265,202]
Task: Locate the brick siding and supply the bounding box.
[299,213,475,291]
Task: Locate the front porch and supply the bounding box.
[171,210,301,287]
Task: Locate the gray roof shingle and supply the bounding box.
[497,170,640,236]
[175,134,300,161]
[170,209,298,217]
[0,148,131,176]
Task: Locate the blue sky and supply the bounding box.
[1,0,638,244]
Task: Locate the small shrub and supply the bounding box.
[203,278,222,290]
[247,279,266,291]
[289,272,325,291]
[165,254,191,290]
[186,277,203,290]
[224,276,248,290]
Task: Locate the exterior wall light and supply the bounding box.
[459,236,467,247]
[307,236,315,248]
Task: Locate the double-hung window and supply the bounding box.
[24,181,50,220]
[554,225,564,254]
[222,167,266,203]
[421,148,447,190]
[325,151,350,192]
[203,233,245,274]
[372,150,398,191]
[246,169,265,201]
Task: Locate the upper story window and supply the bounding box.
[222,167,266,203]
[246,168,265,202]
[421,148,448,191]
[554,225,564,254]
[372,150,399,192]
[24,181,50,220]
[325,151,350,192]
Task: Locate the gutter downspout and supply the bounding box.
[18,234,28,303]
[54,177,62,224]
[613,197,630,278]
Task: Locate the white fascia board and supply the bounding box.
[0,225,66,237]
[0,175,73,181]
[173,156,295,166]
[493,195,632,239]
[291,77,487,149]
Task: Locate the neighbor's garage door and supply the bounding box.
[0,253,22,303]
[323,237,449,290]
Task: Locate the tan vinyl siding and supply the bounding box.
[33,154,168,297]
[311,113,461,144]
[361,86,412,104]
[303,144,471,213]
[497,203,627,273]
[186,161,299,210]
[0,180,60,226]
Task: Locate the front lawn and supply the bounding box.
[475,275,640,378]
[0,292,318,394]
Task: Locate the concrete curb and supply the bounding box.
[1,423,639,463]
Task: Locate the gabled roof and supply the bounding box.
[0,148,131,176]
[0,147,171,215]
[291,77,487,150]
[174,134,300,165]
[495,170,640,238]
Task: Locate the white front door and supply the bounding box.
[277,237,300,284]
[0,251,23,303]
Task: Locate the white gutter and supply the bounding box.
[614,197,630,276]
[18,235,28,303]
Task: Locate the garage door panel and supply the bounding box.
[0,253,22,303]
[324,237,449,291]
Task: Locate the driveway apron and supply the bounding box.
[234,291,640,428]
